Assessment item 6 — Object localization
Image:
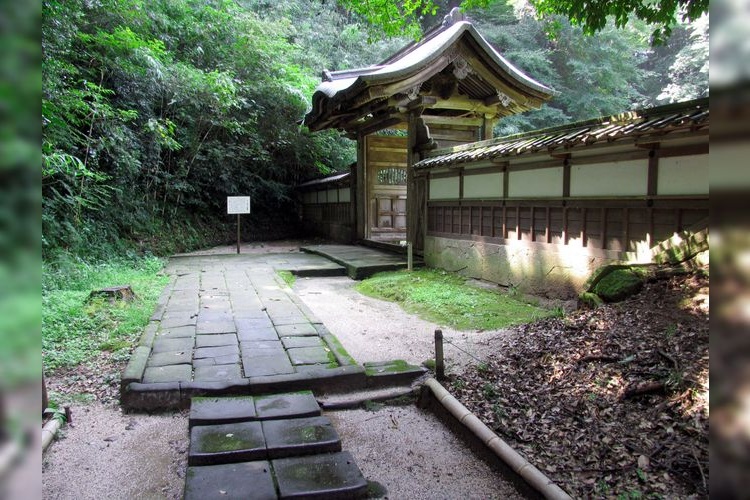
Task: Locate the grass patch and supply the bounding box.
[277,270,296,287]
[43,256,169,370]
[355,268,552,331]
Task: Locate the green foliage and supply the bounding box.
[355,269,553,330]
[42,0,355,259]
[531,0,707,44]
[42,256,168,370]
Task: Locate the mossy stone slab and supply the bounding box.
[151,337,194,354]
[194,364,243,383]
[272,451,367,499]
[254,391,321,421]
[262,416,341,459]
[184,461,276,500]
[275,324,318,337]
[287,347,331,366]
[195,333,238,348]
[237,326,279,342]
[156,325,196,339]
[242,354,295,377]
[146,350,193,367]
[194,345,239,360]
[188,421,265,465]
[196,321,237,335]
[142,364,192,383]
[189,396,257,427]
[193,354,241,367]
[280,337,324,349]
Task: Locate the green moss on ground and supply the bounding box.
[592,268,644,302]
[355,269,552,331]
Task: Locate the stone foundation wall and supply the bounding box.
[424,236,614,299]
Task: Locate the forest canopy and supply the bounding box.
[42,0,708,260]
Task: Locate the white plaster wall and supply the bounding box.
[570,160,647,197]
[429,176,460,200]
[508,167,563,198]
[658,154,708,195]
[463,173,503,199]
[338,187,351,202]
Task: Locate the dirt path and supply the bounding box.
[42,246,526,499]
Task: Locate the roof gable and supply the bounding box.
[304,9,554,134]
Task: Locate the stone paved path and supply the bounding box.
[121,250,424,410]
[185,391,369,499]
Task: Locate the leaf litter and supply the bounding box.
[449,272,709,498]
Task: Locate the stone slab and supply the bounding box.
[287,347,331,366]
[273,451,368,499]
[194,345,239,360]
[160,314,197,329]
[195,333,238,348]
[193,354,240,367]
[156,325,196,339]
[254,391,321,421]
[237,327,279,342]
[184,461,276,500]
[147,350,193,367]
[241,340,285,358]
[235,317,274,330]
[151,337,194,354]
[142,364,192,383]
[275,323,318,337]
[280,337,324,349]
[196,321,237,334]
[189,421,265,466]
[243,355,295,378]
[189,396,257,427]
[194,364,243,382]
[262,416,341,459]
[269,315,311,327]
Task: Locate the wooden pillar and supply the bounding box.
[356,132,367,240]
[407,111,422,248]
[482,116,495,141]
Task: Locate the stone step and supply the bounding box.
[364,359,427,388]
[189,416,343,465]
[189,391,321,428]
[272,451,368,499]
[184,461,276,500]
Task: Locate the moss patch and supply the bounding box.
[592,268,644,302]
[276,270,296,287]
[356,269,552,331]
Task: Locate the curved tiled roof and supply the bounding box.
[304,9,553,133]
[414,98,709,169]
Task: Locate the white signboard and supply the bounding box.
[227,196,251,214]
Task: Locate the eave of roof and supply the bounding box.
[414,98,709,170]
[296,171,351,189]
[304,16,553,132]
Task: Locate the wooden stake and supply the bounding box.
[435,329,445,380]
[236,213,241,254]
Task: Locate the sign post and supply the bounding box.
[227,196,251,254]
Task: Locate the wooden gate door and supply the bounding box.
[366,136,408,242]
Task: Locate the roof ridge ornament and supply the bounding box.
[452,57,472,80]
[442,7,466,27]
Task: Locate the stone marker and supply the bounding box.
[272,451,368,499]
[184,461,276,500]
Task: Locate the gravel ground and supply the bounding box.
[294,275,510,371]
[42,250,525,499]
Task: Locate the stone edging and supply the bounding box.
[419,377,572,500]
